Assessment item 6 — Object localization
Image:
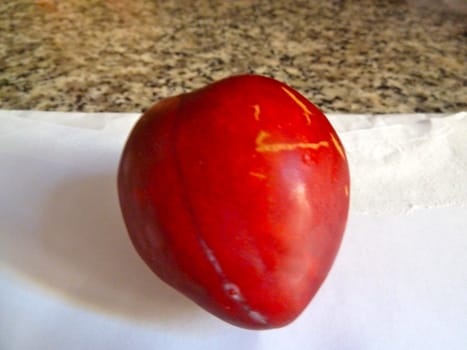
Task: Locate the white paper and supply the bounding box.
[335,112,467,214]
[1,110,466,350]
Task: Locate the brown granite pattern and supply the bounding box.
[1,0,466,113]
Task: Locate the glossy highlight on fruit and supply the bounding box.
[118,75,350,329]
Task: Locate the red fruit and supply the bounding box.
[118,75,350,329]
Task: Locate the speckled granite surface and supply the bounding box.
[1,0,466,113]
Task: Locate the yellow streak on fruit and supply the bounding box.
[255,130,328,153]
[249,171,267,179]
[345,185,349,197]
[281,86,312,125]
[330,133,345,159]
[252,104,261,121]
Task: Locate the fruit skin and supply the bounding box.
[118,74,350,329]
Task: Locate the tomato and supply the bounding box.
[118,75,350,329]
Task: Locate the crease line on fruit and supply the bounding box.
[171,109,268,326]
[171,92,268,325]
[345,185,349,197]
[198,239,224,275]
[198,239,268,325]
[330,133,346,159]
[252,104,261,121]
[256,130,329,153]
[281,86,312,125]
[222,283,268,324]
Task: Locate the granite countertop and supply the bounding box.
[1,0,466,113]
